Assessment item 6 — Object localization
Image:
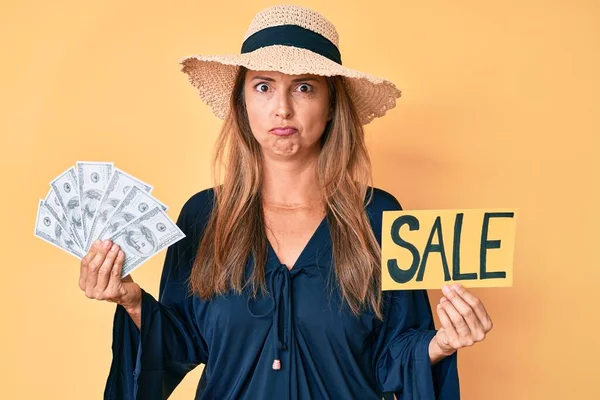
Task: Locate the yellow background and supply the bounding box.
[1,0,598,398]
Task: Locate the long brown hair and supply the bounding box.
[189,66,384,320]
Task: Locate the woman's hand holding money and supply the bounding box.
[79,239,142,328]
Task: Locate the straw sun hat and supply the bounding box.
[179,4,402,125]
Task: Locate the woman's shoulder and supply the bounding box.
[177,186,217,233]
[365,186,403,212]
[181,186,216,212]
[364,187,403,244]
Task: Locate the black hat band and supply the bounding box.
[241,24,342,65]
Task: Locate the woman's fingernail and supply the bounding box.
[442,285,452,294]
[111,244,118,252]
[452,283,461,290]
[104,240,111,248]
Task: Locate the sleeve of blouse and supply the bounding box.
[369,187,460,399]
[103,190,212,400]
[374,290,460,399]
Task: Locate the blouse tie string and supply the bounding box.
[246,264,322,371]
[270,264,291,370]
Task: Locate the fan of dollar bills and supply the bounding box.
[34,162,186,278]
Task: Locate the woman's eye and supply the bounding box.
[255,83,270,93]
[297,83,313,93]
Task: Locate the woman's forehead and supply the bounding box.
[246,70,326,82]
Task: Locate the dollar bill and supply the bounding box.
[50,167,86,248]
[77,161,114,242]
[34,200,84,259]
[96,186,168,241]
[43,187,83,249]
[108,206,185,278]
[85,168,153,251]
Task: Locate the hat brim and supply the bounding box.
[179,45,401,125]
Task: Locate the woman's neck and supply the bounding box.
[261,153,323,207]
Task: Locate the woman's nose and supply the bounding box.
[275,93,293,119]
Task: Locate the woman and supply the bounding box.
[80,5,492,399]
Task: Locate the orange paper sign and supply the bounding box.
[381,209,517,290]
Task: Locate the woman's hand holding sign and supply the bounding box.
[429,283,494,364]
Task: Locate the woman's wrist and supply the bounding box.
[121,285,142,316]
[121,293,142,330]
[428,333,456,365]
[123,300,141,317]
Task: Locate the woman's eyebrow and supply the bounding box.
[250,76,320,83]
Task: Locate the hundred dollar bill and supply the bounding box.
[85,168,153,251]
[34,200,84,259]
[108,206,185,278]
[50,167,86,248]
[77,161,114,242]
[96,186,168,241]
[43,187,83,249]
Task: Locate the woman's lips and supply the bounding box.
[270,128,298,136]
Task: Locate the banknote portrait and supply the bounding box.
[122,223,157,257]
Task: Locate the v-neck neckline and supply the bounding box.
[266,214,329,272]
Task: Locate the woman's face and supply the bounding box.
[244,70,332,159]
